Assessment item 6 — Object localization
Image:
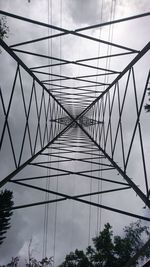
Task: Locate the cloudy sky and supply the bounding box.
[0,0,150,265]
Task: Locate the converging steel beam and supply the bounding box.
[1,186,131,211]
[9,180,150,221]
[0,11,141,53]
[78,42,150,118]
[0,38,74,120]
[10,32,67,48]
[0,122,73,188]
[11,48,119,74]
[75,122,150,209]
[0,10,150,219]
[1,10,148,52]
[75,12,150,31]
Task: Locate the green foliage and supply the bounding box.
[0,16,9,39]
[0,190,14,245]
[59,221,150,267]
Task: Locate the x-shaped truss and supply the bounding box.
[0,10,150,222]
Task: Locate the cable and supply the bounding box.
[53,2,62,266]
[95,0,104,236]
[104,0,117,86]
[96,0,117,235]
[95,0,104,90]
[42,0,52,259]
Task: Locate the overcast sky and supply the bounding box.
[0,0,150,266]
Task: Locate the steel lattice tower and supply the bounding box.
[0,9,150,262]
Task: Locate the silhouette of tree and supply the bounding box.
[25,237,53,266]
[25,255,53,266]
[0,16,9,40]
[59,221,150,267]
[145,88,150,112]
[0,256,53,267]
[0,190,14,245]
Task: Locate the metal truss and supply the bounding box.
[0,10,150,224]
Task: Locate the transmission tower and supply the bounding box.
[0,9,150,262]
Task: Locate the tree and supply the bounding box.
[113,221,150,267]
[0,257,53,267]
[0,15,9,54]
[0,16,9,40]
[27,257,53,266]
[145,88,150,112]
[25,237,53,266]
[3,257,19,267]
[59,221,150,267]
[0,190,14,245]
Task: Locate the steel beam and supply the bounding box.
[10,180,150,221]
[75,123,150,208]
[1,186,131,211]
[0,38,73,119]
[0,122,73,188]
[76,12,150,31]
[78,42,150,118]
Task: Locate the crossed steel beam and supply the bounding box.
[1,10,150,113]
[0,10,150,222]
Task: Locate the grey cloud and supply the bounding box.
[117,0,150,11]
[0,210,27,264]
[65,0,150,27]
[65,0,110,26]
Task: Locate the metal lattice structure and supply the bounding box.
[0,9,150,238]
